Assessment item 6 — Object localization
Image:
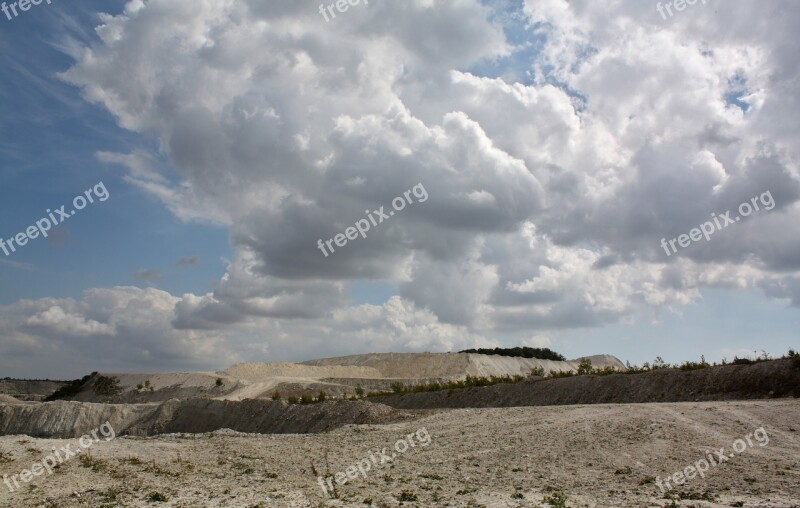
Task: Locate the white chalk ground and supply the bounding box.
[1,399,798,507]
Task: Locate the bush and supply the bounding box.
[299,394,314,404]
[93,375,122,397]
[543,491,568,508]
[215,378,224,387]
[397,491,418,502]
[146,491,168,502]
[529,366,545,377]
[678,356,710,371]
[44,372,96,401]
[390,382,406,394]
[317,391,327,402]
[652,356,669,369]
[271,391,281,400]
[355,385,365,397]
[577,358,593,375]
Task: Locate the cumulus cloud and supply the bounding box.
[2,0,798,374]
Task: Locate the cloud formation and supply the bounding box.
[3,0,799,375]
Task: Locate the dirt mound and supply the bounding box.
[64,353,627,404]
[0,398,413,438]
[0,400,159,438]
[0,395,21,404]
[0,379,65,401]
[373,358,800,409]
[302,352,625,379]
[223,362,383,380]
[125,399,402,436]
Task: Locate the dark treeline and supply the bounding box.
[459,347,567,361]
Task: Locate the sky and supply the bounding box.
[0,0,798,379]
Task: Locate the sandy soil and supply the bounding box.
[0,400,798,508]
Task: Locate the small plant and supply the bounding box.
[577,358,593,375]
[136,383,144,390]
[548,370,576,378]
[419,473,443,480]
[543,491,568,508]
[300,394,314,404]
[529,366,545,377]
[390,382,406,394]
[216,377,224,387]
[79,453,107,472]
[146,491,168,502]
[512,492,524,499]
[271,391,281,400]
[614,466,632,475]
[355,385,365,397]
[317,391,327,402]
[397,491,418,502]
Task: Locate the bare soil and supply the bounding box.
[0,400,798,507]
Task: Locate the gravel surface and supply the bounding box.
[1,400,798,507]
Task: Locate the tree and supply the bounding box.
[577,358,593,375]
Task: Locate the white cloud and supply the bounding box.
[3,0,798,374]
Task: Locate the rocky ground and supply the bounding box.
[0,400,798,508]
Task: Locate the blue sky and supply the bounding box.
[1,0,798,378]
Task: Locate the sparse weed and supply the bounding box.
[146,491,168,502]
[397,491,418,502]
[79,453,107,472]
[543,491,568,508]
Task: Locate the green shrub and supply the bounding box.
[317,391,327,402]
[529,366,545,377]
[271,391,281,400]
[44,372,96,401]
[355,385,365,397]
[397,491,418,502]
[679,356,710,371]
[299,394,314,404]
[215,378,224,387]
[93,375,122,397]
[577,358,593,375]
[146,491,168,502]
[543,491,568,508]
